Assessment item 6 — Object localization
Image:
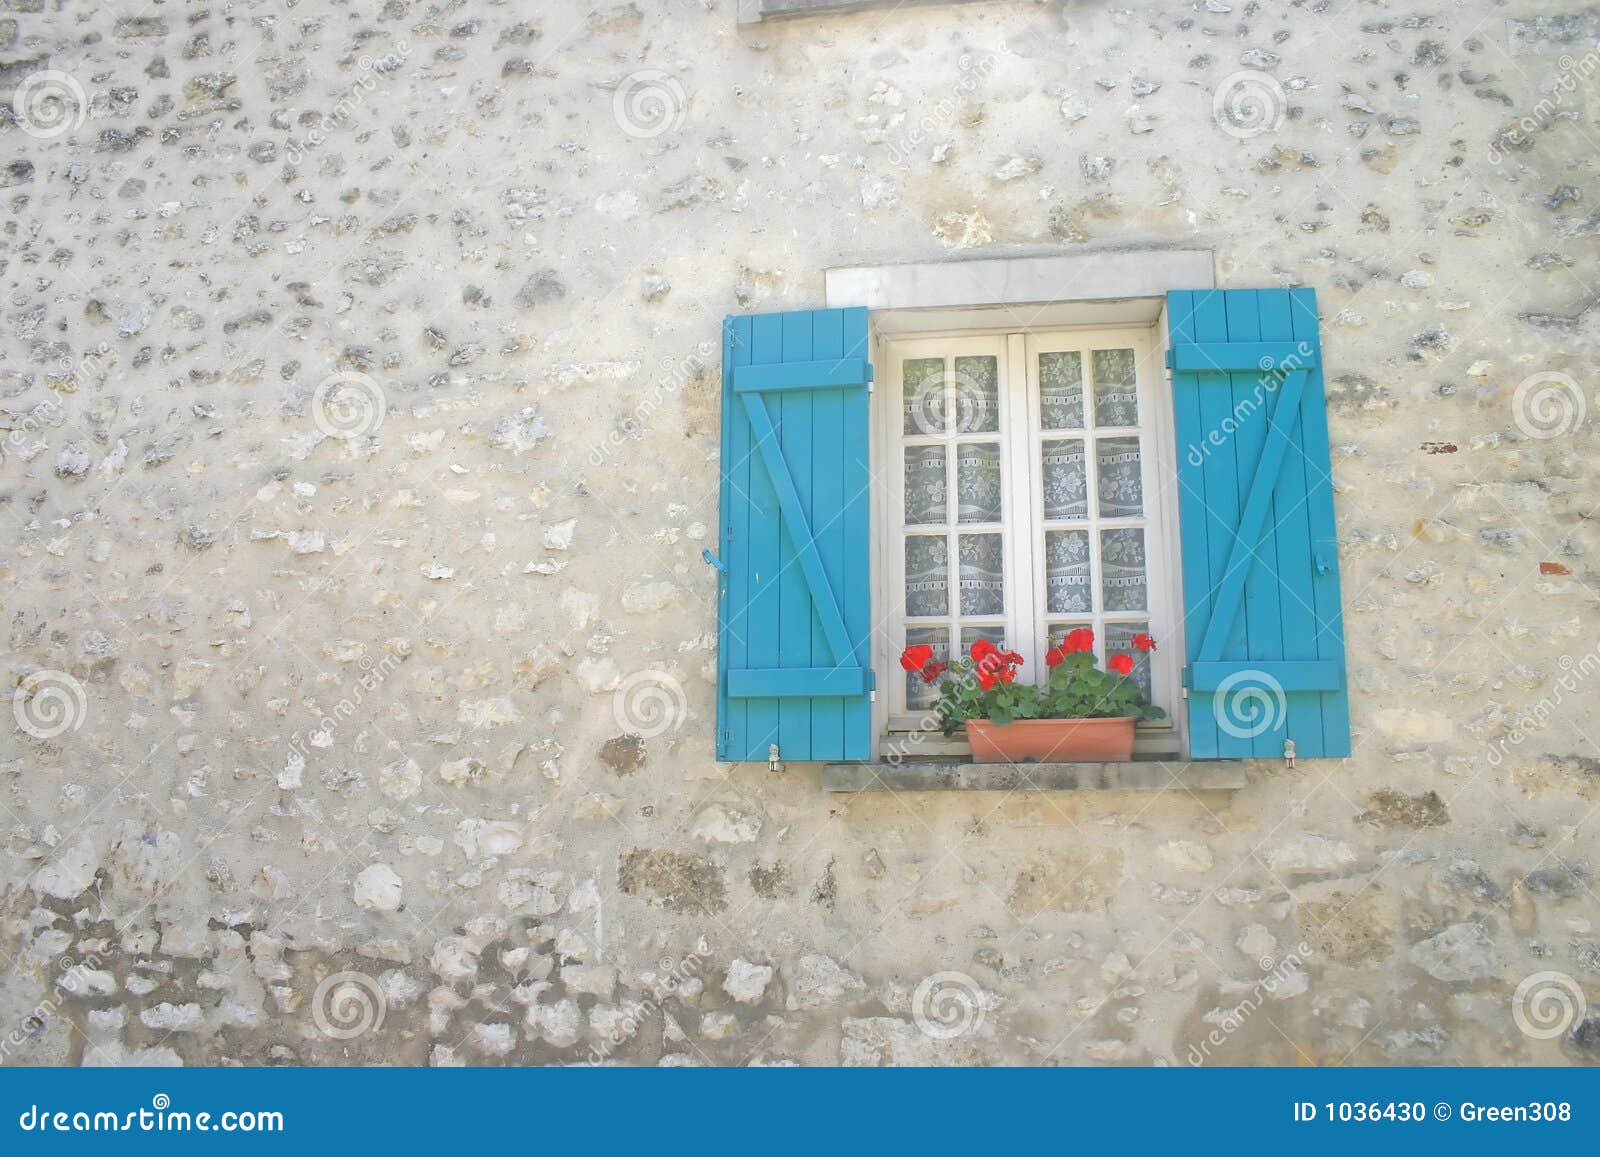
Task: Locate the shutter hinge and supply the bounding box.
[701,549,726,574]
[1163,349,1175,369]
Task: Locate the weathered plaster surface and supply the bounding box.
[1,0,1598,1066]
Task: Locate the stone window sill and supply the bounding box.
[821,759,1247,792]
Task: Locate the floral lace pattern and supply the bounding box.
[1039,351,1085,429]
[1045,529,1092,614]
[1096,436,1143,518]
[1040,439,1088,520]
[956,441,1002,523]
[1101,527,1147,612]
[958,534,1004,616]
[903,445,946,525]
[1092,347,1139,427]
[904,535,948,617]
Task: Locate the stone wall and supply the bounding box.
[2,0,1598,1066]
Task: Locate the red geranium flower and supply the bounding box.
[976,669,998,691]
[1131,633,1156,653]
[921,661,948,684]
[1062,627,1095,654]
[1045,644,1066,668]
[969,638,998,663]
[900,644,934,671]
[1107,653,1134,676]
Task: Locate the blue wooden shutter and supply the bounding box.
[1166,288,1351,759]
[714,307,874,762]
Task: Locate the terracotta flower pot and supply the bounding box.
[965,717,1136,763]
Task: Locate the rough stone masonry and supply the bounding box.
[2,0,1599,1067]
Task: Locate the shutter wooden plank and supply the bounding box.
[1291,287,1351,756]
[1259,290,1324,756]
[733,358,870,392]
[1168,291,1221,759]
[745,313,785,757]
[777,309,815,762]
[809,308,847,760]
[1189,660,1342,692]
[729,666,872,697]
[1191,292,1245,755]
[1168,342,1318,372]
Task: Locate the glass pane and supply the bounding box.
[953,355,999,434]
[955,441,1002,524]
[905,626,951,712]
[1044,529,1093,614]
[903,357,947,435]
[1092,347,1139,427]
[1039,351,1085,430]
[904,535,949,617]
[957,534,1004,616]
[1096,436,1143,518]
[1104,621,1153,697]
[1040,439,1088,520]
[903,445,947,526]
[1101,527,1148,612]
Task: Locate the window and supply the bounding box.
[881,325,1181,734]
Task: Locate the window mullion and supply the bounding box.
[1001,332,1037,673]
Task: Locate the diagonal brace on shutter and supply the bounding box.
[740,392,854,666]
[1195,368,1309,662]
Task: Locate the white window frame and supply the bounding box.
[875,321,1184,755]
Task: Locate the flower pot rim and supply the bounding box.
[967,715,1137,727]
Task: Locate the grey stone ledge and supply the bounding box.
[821,759,1247,792]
